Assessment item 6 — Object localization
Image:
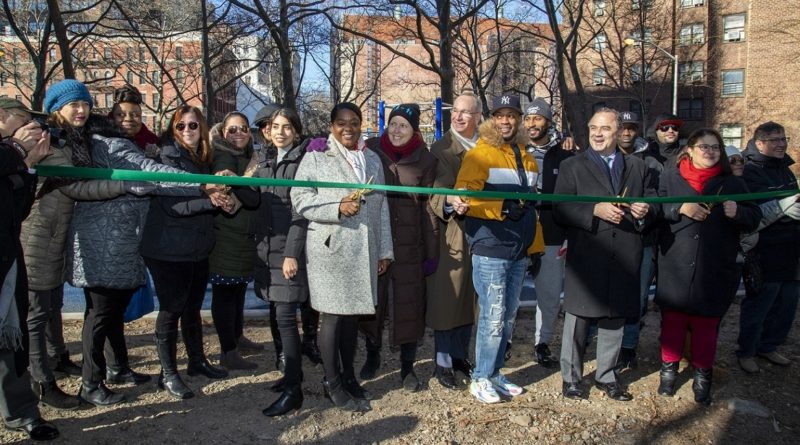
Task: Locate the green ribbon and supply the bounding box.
[36,165,796,204]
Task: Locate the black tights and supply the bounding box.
[146,258,209,338]
[211,283,248,352]
[319,313,359,382]
[274,302,302,386]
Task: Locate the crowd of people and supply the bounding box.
[1,79,798,441]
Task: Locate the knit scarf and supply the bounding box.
[379,132,423,161]
[451,128,478,151]
[679,157,723,193]
[37,125,94,198]
[329,133,368,183]
[133,124,159,151]
[0,261,22,351]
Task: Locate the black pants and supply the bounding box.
[145,258,209,338]
[27,286,69,383]
[433,324,473,360]
[269,300,319,349]
[211,282,247,353]
[274,302,302,386]
[319,313,359,381]
[82,287,135,383]
[364,335,418,363]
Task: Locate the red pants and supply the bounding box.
[660,310,721,370]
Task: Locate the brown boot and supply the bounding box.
[220,348,258,370]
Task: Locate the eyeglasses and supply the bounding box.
[759,137,791,144]
[226,125,250,135]
[175,121,199,131]
[729,157,744,165]
[452,109,477,117]
[693,144,721,152]
[657,125,679,132]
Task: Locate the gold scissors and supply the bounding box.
[699,186,724,211]
[351,176,374,204]
[613,186,631,209]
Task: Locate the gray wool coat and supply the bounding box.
[290,138,394,315]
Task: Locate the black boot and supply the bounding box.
[452,358,473,379]
[692,368,713,406]
[400,360,421,392]
[156,331,194,399]
[658,361,680,396]
[262,385,303,417]
[183,324,228,379]
[106,365,152,385]
[302,336,323,365]
[359,349,381,380]
[322,377,361,412]
[32,380,80,410]
[433,365,457,389]
[270,370,304,393]
[269,302,285,371]
[79,381,126,407]
[342,370,373,400]
[52,352,82,378]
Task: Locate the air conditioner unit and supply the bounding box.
[595,9,605,17]
[724,30,743,41]
[594,78,605,86]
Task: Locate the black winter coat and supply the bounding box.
[140,143,217,262]
[534,142,573,246]
[253,141,309,303]
[655,167,761,317]
[0,142,36,375]
[742,149,800,281]
[553,150,655,319]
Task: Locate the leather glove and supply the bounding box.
[502,199,527,221]
[422,258,438,276]
[305,137,328,152]
[124,181,157,196]
[528,254,543,279]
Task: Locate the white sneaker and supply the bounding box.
[470,378,501,404]
[490,373,523,397]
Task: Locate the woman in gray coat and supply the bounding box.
[290,103,393,412]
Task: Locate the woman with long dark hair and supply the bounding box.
[141,105,232,399]
[359,104,438,392]
[655,128,760,405]
[291,103,393,412]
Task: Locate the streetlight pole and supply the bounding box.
[624,37,678,115]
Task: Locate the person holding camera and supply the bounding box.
[0,96,60,440]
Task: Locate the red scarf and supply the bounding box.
[133,124,159,150]
[380,132,423,161]
[679,157,723,193]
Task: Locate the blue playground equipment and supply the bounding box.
[377,98,448,142]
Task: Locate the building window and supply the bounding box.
[49,48,56,59]
[153,93,160,107]
[721,69,744,96]
[680,23,704,45]
[126,47,133,60]
[104,71,112,85]
[594,0,607,17]
[681,0,704,7]
[104,47,112,59]
[678,98,704,120]
[632,0,653,10]
[679,61,704,83]
[721,125,743,148]
[723,14,746,42]
[127,71,133,84]
[140,93,146,106]
[593,32,608,51]
[592,102,607,113]
[139,71,146,85]
[630,63,652,82]
[151,71,159,84]
[0,72,5,87]
[630,28,654,42]
[139,47,146,62]
[593,68,606,85]
[104,93,113,108]
[175,46,183,61]
[176,69,185,86]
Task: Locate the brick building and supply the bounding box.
[568,0,799,150]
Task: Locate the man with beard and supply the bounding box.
[521,98,573,369]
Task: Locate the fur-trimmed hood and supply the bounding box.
[477,118,529,149]
[210,122,254,159]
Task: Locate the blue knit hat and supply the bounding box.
[44,79,94,114]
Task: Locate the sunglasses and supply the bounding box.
[730,157,744,165]
[226,125,250,135]
[657,125,679,132]
[175,121,199,131]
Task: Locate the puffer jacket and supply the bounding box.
[208,123,260,278]
[253,139,309,303]
[67,135,201,289]
[140,143,217,262]
[20,146,125,291]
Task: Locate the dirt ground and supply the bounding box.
[2,300,798,445]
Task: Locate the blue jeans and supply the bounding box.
[621,245,655,349]
[471,255,527,380]
[737,280,800,358]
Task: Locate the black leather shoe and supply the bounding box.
[302,340,323,365]
[52,353,82,378]
[10,418,59,441]
[32,380,80,410]
[187,359,229,379]
[594,381,633,401]
[534,343,557,368]
[158,371,194,400]
[616,347,638,370]
[562,381,584,399]
[434,366,457,390]
[270,377,286,393]
[106,366,152,385]
[343,372,373,400]
[692,368,713,406]
[359,350,380,380]
[658,361,679,396]
[401,369,421,392]
[79,381,126,407]
[262,385,303,417]
[452,358,473,378]
[322,377,362,412]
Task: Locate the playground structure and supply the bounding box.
[374,98,449,143]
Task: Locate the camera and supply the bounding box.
[33,117,49,132]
